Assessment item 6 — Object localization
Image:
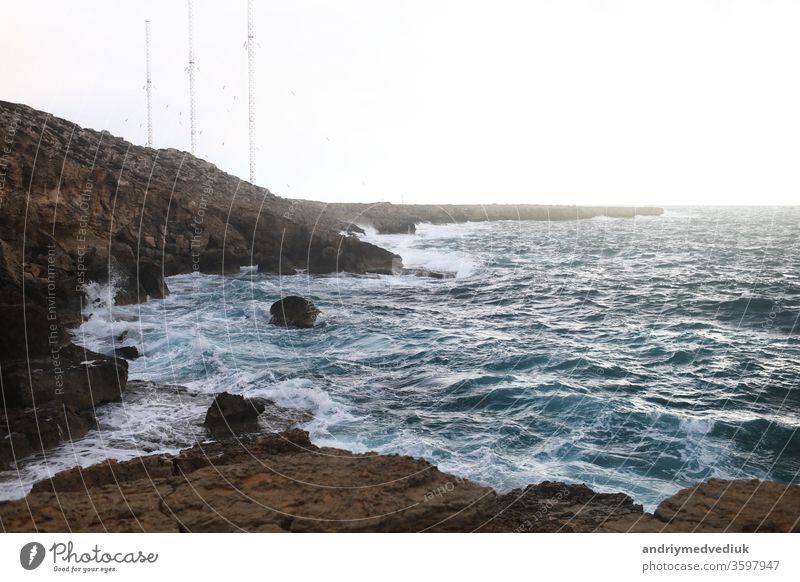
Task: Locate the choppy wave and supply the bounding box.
[1,206,799,508]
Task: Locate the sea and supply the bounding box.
[1,206,798,509]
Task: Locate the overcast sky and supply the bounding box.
[3,0,799,205]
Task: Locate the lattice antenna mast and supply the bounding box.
[187,0,197,155]
[145,20,153,147]
[247,0,256,183]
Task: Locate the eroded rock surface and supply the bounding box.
[643,479,797,532]
[0,430,495,532]
[487,481,646,532]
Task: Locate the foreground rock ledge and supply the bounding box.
[0,430,797,533]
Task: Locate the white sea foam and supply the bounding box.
[361,223,481,278]
[73,276,143,354]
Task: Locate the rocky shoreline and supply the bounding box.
[2,100,796,533]
[2,386,798,533]
[0,100,664,473]
[0,422,797,532]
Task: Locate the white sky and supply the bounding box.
[3,0,799,206]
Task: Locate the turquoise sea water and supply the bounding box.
[2,206,798,508]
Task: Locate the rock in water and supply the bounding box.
[114,346,141,360]
[204,392,266,434]
[401,267,456,280]
[259,400,314,432]
[372,220,416,235]
[269,296,320,328]
[345,223,366,235]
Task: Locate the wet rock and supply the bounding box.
[114,345,141,360]
[345,223,366,235]
[259,400,313,432]
[203,392,313,436]
[1,343,128,409]
[269,296,320,328]
[373,220,417,235]
[1,403,95,470]
[113,265,171,305]
[401,267,456,280]
[337,239,400,275]
[204,392,266,433]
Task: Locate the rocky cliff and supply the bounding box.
[0,99,397,467]
[0,100,666,469]
[0,100,398,316]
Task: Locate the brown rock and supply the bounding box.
[0,430,495,532]
[1,429,796,534]
[652,479,800,532]
[487,481,645,532]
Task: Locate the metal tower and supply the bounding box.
[247,0,256,183]
[187,0,197,155]
[145,20,153,147]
